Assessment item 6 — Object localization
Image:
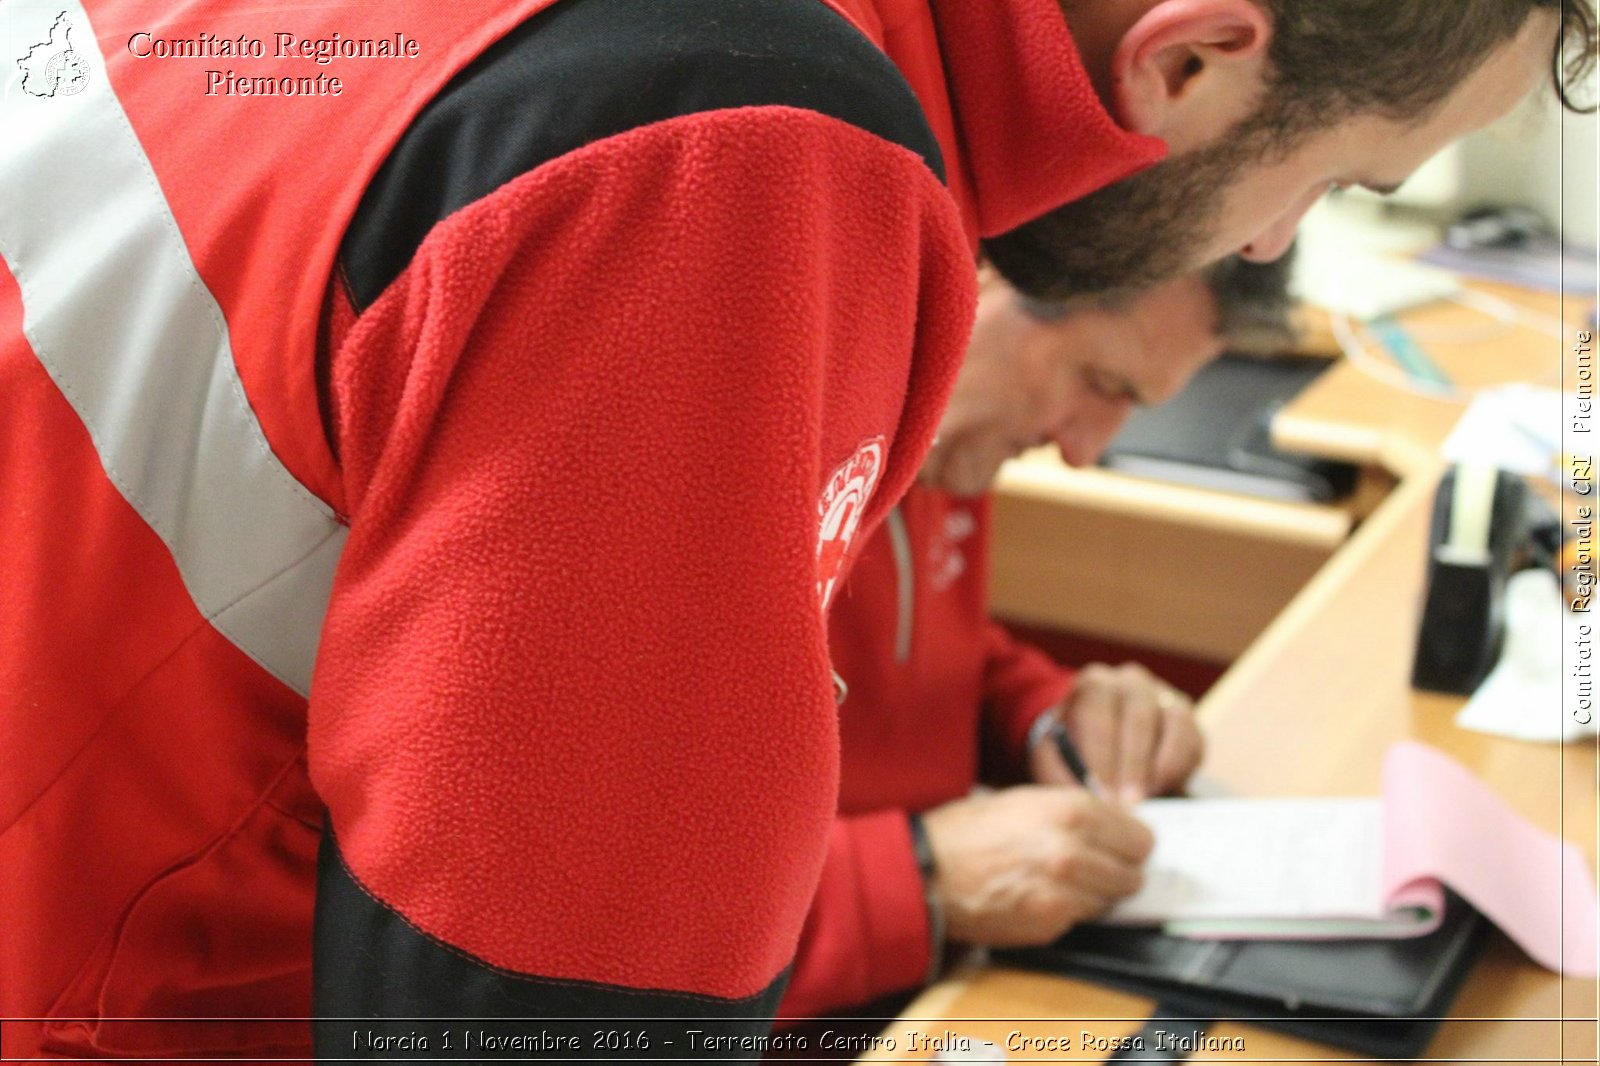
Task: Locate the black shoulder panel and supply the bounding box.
[313,829,789,1061]
[339,0,943,310]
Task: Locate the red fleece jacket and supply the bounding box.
[780,488,1076,1018]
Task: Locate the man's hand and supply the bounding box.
[1030,663,1202,804]
[920,787,1154,947]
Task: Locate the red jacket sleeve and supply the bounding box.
[777,811,933,1020]
[979,622,1077,785]
[306,105,973,1031]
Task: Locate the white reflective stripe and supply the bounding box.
[0,0,345,697]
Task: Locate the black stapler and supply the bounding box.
[1412,464,1534,694]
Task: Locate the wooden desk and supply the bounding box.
[990,461,1352,663]
[861,285,1598,1063]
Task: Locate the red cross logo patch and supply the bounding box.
[816,437,886,611]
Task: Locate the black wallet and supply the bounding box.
[995,896,1488,1059]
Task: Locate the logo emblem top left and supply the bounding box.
[18,12,91,97]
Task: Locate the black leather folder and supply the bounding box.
[996,896,1488,1059]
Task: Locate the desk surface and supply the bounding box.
[861,283,1598,1063]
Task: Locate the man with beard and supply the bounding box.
[986,1,1594,303]
[0,0,1590,1060]
[781,258,1293,1019]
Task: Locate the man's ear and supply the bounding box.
[1111,0,1271,152]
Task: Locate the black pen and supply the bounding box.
[1049,721,1104,799]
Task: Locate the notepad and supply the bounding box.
[1104,798,1443,938]
[1097,742,1600,977]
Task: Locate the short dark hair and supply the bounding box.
[1018,252,1297,350]
[1252,0,1597,135]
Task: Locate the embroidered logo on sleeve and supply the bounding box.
[816,437,886,612]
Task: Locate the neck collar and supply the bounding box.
[929,0,1168,238]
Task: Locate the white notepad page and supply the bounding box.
[1086,744,1600,966]
[1103,797,1415,935]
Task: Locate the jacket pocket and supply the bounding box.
[43,777,321,1058]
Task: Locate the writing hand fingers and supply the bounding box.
[1150,696,1203,795]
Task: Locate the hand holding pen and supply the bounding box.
[1027,662,1203,803]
